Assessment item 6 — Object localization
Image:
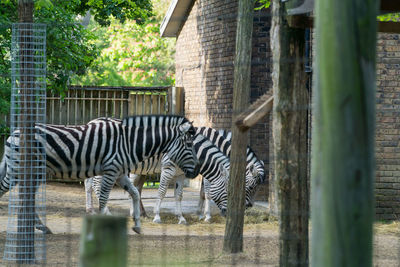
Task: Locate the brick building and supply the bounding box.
[161,0,400,219]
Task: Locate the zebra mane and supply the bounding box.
[122,115,189,128]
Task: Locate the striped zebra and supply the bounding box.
[86,126,265,224]
[195,128,265,220]
[87,132,230,224]
[0,115,200,234]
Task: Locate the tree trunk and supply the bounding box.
[311,0,378,266]
[17,0,35,263]
[223,0,254,254]
[270,0,309,266]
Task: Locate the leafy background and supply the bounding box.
[70,0,175,87]
[0,0,398,132]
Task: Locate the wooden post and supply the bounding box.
[17,0,35,263]
[79,216,127,267]
[222,0,253,254]
[270,0,309,265]
[312,0,378,266]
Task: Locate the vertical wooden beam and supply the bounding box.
[79,216,127,267]
[312,0,378,266]
[270,0,309,266]
[223,0,254,254]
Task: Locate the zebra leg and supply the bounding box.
[35,213,52,234]
[84,178,95,214]
[154,158,177,224]
[203,179,212,222]
[174,175,186,225]
[197,177,206,220]
[93,176,111,215]
[116,175,141,234]
[153,176,168,224]
[130,174,147,218]
[98,174,117,216]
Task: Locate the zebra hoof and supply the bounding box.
[178,218,187,225]
[86,208,96,215]
[153,217,162,224]
[132,226,141,234]
[37,226,53,234]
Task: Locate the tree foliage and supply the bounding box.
[71,0,174,87]
[378,13,400,22]
[255,0,270,10]
[0,0,153,122]
[71,17,175,87]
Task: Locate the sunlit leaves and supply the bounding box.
[378,13,400,22]
[71,17,175,86]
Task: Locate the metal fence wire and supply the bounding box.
[3,23,47,264]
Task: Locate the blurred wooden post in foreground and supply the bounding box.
[312,0,378,266]
[80,216,127,267]
[223,0,254,254]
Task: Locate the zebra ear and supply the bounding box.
[179,122,192,133]
[249,163,258,176]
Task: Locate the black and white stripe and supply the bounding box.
[196,127,265,211]
[0,115,200,233]
[86,126,265,223]
[87,132,230,224]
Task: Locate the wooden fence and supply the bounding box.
[46,86,179,125]
[0,85,184,163]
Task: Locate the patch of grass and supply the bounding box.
[143,181,160,189]
[374,221,400,236]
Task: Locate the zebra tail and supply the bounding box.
[0,153,5,182]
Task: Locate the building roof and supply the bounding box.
[160,0,195,37]
[160,0,400,37]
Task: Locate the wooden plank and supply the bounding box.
[312,0,377,265]
[235,94,273,131]
[144,93,151,114]
[122,91,128,118]
[90,90,94,121]
[160,94,166,114]
[151,93,159,114]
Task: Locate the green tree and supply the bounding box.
[0,0,153,122]
[71,17,175,87]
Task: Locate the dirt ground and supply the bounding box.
[0,182,397,266]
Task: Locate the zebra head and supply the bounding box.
[164,121,200,179]
[244,160,266,208]
[209,162,230,216]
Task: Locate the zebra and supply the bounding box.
[0,115,200,234]
[85,126,265,224]
[87,132,231,224]
[195,127,266,220]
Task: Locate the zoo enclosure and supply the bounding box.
[0,85,184,181]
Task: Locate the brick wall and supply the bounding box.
[175,0,271,196]
[375,33,400,220]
